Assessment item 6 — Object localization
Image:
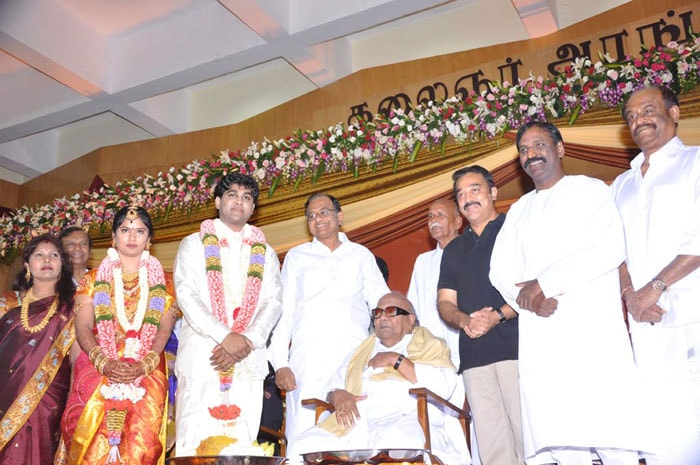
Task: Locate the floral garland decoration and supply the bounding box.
[93,248,167,464]
[200,219,266,391]
[1,36,699,263]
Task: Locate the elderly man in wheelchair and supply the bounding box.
[287,291,471,465]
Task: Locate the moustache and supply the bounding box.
[523,157,546,169]
[634,123,656,135]
[462,201,481,211]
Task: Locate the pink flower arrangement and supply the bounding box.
[0,35,699,262]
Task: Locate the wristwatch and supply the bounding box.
[493,307,507,324]
[651,278,667,292]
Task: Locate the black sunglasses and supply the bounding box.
[370,306,411,319]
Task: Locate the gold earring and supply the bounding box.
[146,241,152,251]
[25,268,31,281]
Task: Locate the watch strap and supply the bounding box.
[493,307,507,323]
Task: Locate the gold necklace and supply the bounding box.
[121,270,139,287]
[20,288,59,334]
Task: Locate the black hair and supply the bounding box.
[621,85,680,123]
[214,173,260,205]
[304,193,342,215]
[451,165,495,198]
[13,234,76,309]
[59,226,92,249]
[515,121,563,150]
[112,206,154,239]
[375,256,389,283]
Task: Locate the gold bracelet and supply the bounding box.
[88,346,102,364]
[141,360,152,376]
[95,355,109,375]
[620,286,632,301]
[144,351,160,373]
[93,352,105,367]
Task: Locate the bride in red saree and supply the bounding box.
[56,206,177,465]
[0,234,77,465]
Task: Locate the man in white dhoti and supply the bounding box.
[288,292,470,465]
[407,198,463,367]
[489,121,649,465]
[173,173,283,456]
[268,193,390,451]
[612,85,700,465]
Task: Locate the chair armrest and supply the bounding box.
[408,387,470,421]
[409,387,471,452]
[301,398,335,423]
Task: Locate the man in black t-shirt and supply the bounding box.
[437,165,523,465]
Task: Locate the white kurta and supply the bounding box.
[612,137,700,465]
[174,221,283,456]
[268,232,390,449]
[288,333,469,465]
[407,246,461,368]
[489,176,649,461]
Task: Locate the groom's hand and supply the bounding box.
[221,332,252,362]
[210,344,236,370]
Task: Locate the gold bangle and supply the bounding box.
[88,346,102,364]
[144,351,160,373]
[621,286,632,300]
[95,355,109,375]
[141,360,152,376]
[94,352,106,365]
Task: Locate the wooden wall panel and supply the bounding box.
[0,178,20,209]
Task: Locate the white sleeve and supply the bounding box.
[407,256,420,311]
[267,249,297,371]
[174,234,231,344]
[489,212,524,308]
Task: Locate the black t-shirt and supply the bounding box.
[438,213,518,372]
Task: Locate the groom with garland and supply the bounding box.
[174,172,283,456]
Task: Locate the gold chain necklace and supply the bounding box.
[20,288,59,334]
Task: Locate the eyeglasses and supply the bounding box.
[370,306,412,319]
[306,208,337,222]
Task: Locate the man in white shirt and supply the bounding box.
[174,173,283,456]
[490,121,649,465]
[407,198,462,367]
[612,85,700,465]
[288,291,468,465]
[268,193,390,452]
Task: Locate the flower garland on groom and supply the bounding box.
[173,173,283,456]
